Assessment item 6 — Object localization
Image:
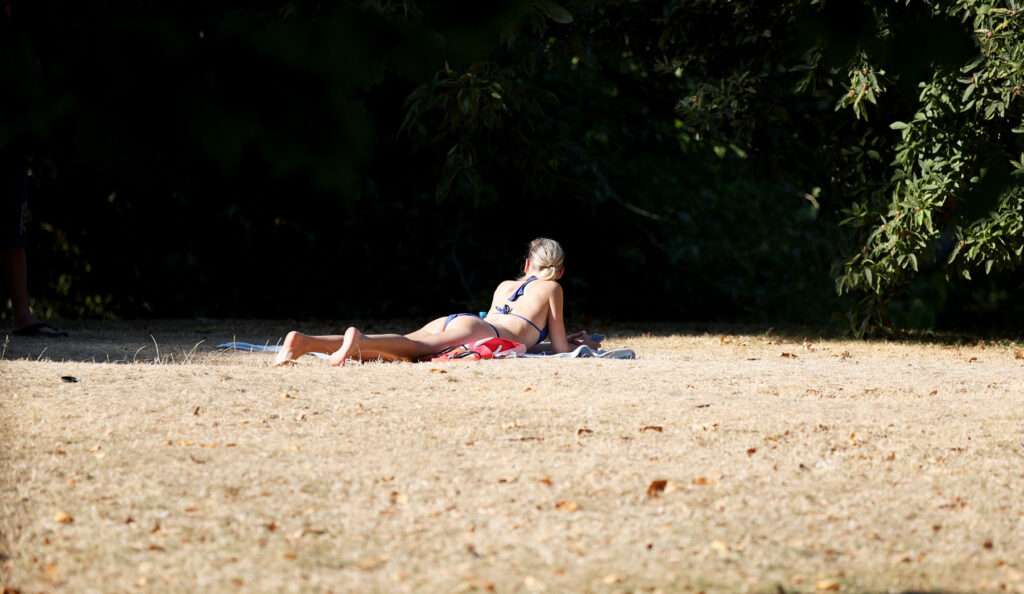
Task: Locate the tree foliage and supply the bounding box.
[3,0,1023,330]
[831,1,1024,334]
[405,0,1024,333]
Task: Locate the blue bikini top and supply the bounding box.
[494,276,549,343]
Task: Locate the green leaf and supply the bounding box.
[889,121,910,130]
[948,242,962,263]
[539,1,573,24]
[961,56,984,73]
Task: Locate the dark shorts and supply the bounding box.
[1,166,28,248]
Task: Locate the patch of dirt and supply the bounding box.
[2,321,1023,592]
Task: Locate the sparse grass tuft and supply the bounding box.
[2,321,1024,593]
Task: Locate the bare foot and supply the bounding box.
[274,331,307,367]
[329,327,362,366]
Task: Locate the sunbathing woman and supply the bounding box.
[274,238,600,366]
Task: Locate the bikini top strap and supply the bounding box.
[508,276,538,302]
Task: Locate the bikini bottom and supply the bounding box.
[444,313,500,338]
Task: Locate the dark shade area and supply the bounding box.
[2,1,1022,332]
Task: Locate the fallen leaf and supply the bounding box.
[280,552,296,560]
[456,579,495,592]
[428,369,447,374]
[601,574,622,584]
[1014,348,1023,360]
[710,540,730,554]
[814,579,840,591]
[647,480,668,498]
[536,477,553,486]
[53,511,73,524]
[646,480,678,498]
[501,421,525,430]
[177,440,195,447]
[356,554,388,571]
[640,426,663,433]
[746,448,757,456]
[88,445,101,453]
[276,392,296,399]
[691,476,715,486]
[781,352,797,358]
[555,500,579,512]
[577,428,593,435]
[43,566,60,576]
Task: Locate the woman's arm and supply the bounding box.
[527,331,602,354]
[545,283,573,354]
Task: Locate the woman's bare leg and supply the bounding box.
[328,327,428,366]
[273,331,346,366]
[328,318,494,366]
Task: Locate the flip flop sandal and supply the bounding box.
[12,322,68,337]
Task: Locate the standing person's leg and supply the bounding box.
[1,246,33,328]
[1,161,63,336]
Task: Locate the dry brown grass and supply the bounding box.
[2,321,1024,593]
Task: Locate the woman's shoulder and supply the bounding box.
[494,279,518,292]
[525,277,563,295]
[494,277,561,294]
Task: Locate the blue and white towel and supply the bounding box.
[217,342,330,359]
[522,345,636,359]
[218,341,635,360]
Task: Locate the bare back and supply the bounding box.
[483,277,568,350]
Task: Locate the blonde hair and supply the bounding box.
[524,238,565,281]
